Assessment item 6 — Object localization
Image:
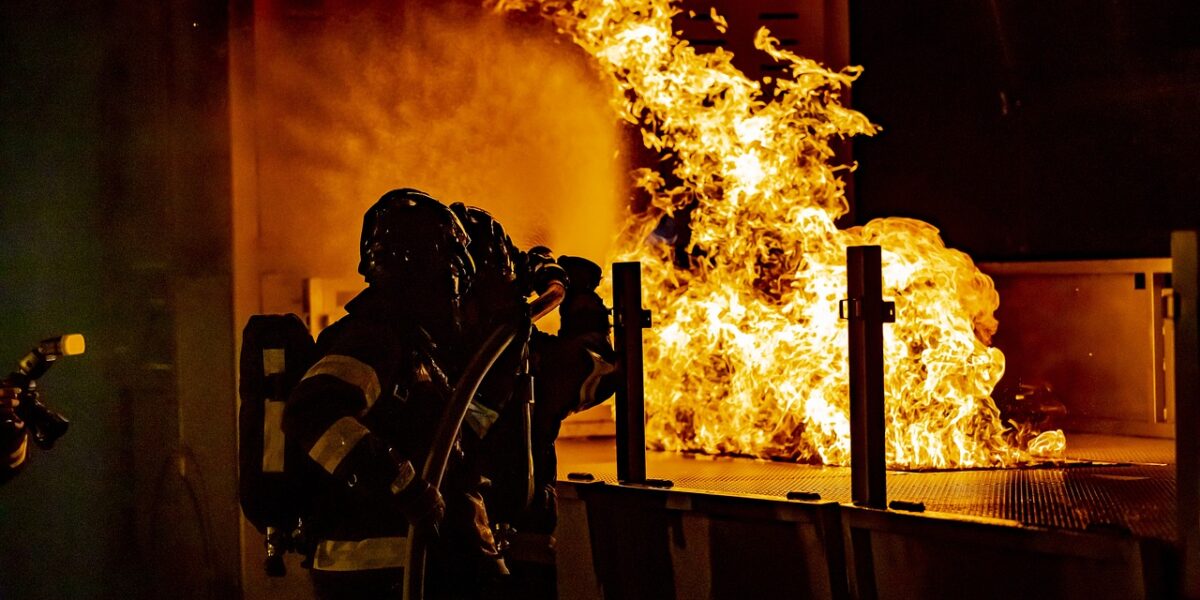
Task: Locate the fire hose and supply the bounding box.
[404,280,566,600]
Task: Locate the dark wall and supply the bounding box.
[1,3,130,598]
[0,2,237,599]
[850,0,1200,261]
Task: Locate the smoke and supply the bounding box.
[250,1,624,280]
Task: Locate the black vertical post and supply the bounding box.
[844,246,891,509]
[1173,231,1200,599]
[613,262,649,484]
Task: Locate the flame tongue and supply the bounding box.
[494,0,1063,468]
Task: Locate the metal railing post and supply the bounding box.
[842,246,893,509]
[613,262,649,484]
[1172,231,1200,598]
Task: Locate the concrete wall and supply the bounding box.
[1,1,241,598]
[1,5,129,597]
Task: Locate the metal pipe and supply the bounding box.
[529,280,566,323]
[1172,230,1199,598]
[613,262,649,484]
[843,246,892,509]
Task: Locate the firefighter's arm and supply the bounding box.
[282,322,444,527]
[556,255,619,411]
[1,385,29,482]
[530,277,619,423]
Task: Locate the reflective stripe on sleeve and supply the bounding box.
[312,536,411,572]
[303,354,382,409]
[308,416,370,475]
[7,435,27,469]
[579,349,618,408]
[464,401,500,438]
[389,460,416,495]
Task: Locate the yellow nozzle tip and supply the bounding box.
[61,334,86,356]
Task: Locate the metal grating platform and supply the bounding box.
[557,434,1177,541]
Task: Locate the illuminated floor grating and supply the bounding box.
[557,434,1177,541]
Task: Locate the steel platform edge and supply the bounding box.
[552,479,1179,600]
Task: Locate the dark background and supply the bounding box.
[850,0,1200,260]
[1,1,237,599]
[2,1,1198,598]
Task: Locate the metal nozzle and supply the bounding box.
[5,334,82,451]
[59,334,85,356]
[38,334,86,358]
[16,334,86,383]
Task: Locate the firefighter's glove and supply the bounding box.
[558,256,602,293]
[524,246,568,295]
[557,256,611,338]
[392,475,446,537]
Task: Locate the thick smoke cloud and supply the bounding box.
[249,1,624,281]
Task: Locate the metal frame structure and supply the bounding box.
[842,246,893,509]
[584,237,1199,597]
[613,261,650,484]
[1173,231,1199,598]
[979,258,1176,438]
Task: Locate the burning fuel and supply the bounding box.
[492,0,1065,468]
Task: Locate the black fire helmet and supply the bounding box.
[358,189,476,300]
[448,202,518,288]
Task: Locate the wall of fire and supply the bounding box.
[1,1,1197,600]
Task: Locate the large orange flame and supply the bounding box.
[493,0,1064,468]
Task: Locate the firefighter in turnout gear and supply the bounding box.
[283,189,504,599]
[448,204,619,599]
[506,255,618,598]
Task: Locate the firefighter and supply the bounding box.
[448,204,618,599]
[447,204,561,529]
[1,384,29,483]
[282,188,504,599]
[527,253,618,519]
[507,254,618,597]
